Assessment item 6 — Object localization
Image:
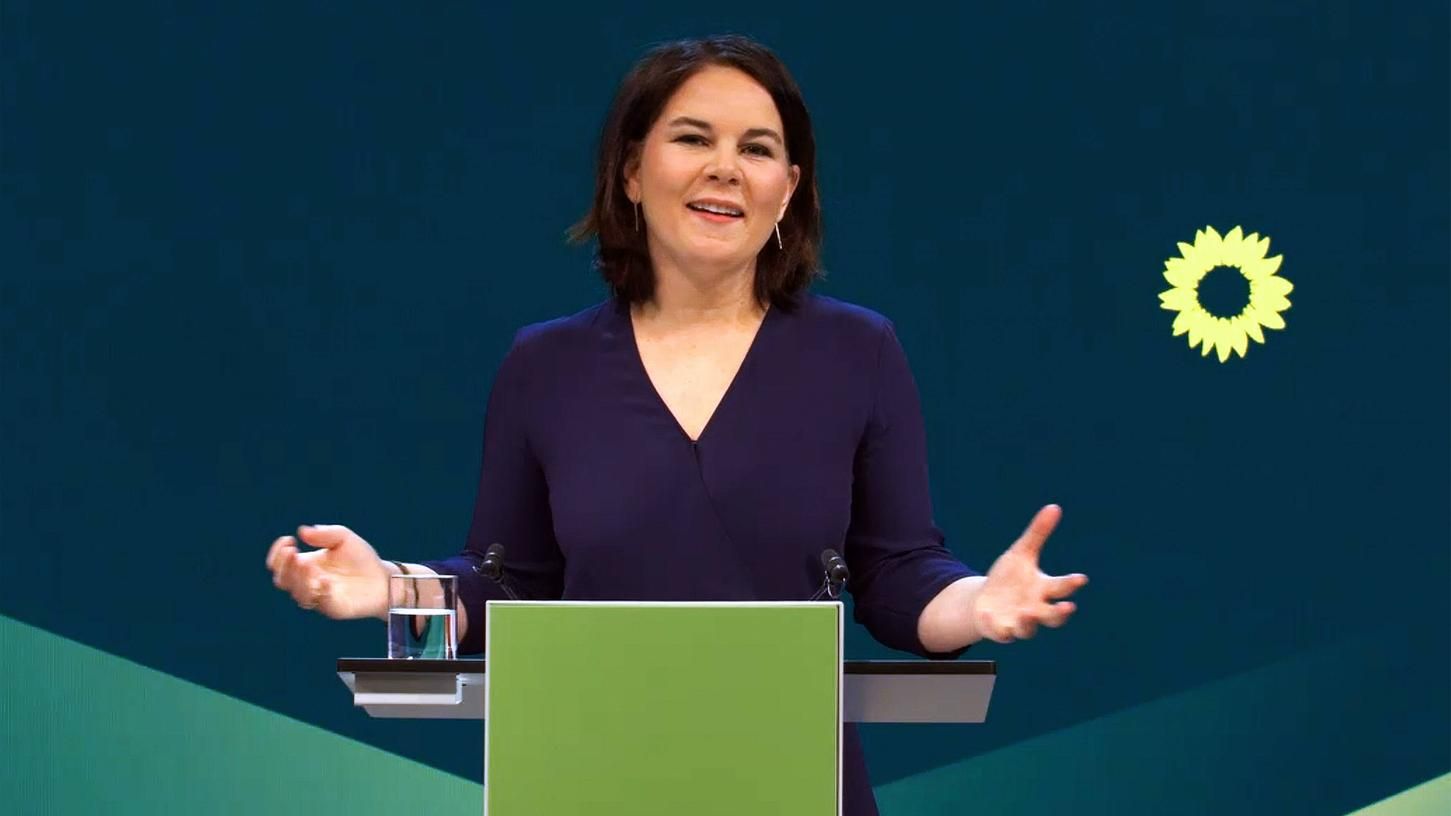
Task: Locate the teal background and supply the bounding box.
[1,1,1446,813]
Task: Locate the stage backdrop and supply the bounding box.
[2,2,1447,814]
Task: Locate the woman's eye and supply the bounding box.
[673,135,772,158]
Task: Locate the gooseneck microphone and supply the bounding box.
[810,548,850,600]
[822,548,850,595]
[474,542,521,601]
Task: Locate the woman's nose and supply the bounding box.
[705,150,742,185]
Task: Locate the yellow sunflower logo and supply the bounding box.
[1158,225,1293,362]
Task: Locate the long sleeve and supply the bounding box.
[844,320,978,659]
[421,329,564,655]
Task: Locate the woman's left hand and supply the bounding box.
[971,504,1088,643]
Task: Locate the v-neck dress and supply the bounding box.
[424,292,979,816]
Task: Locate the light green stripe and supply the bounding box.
[0,615,481,816]
[1346,773,1451,816]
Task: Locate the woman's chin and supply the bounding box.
[677,238,759,268]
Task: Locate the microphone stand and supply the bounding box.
[474,542,521,601]
[809,548,850,601]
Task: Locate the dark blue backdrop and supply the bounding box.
[2,2,1446,812]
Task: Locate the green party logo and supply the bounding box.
[1158,226,1293,362]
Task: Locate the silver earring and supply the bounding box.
[774,221,783,250]
[634,202,640,232]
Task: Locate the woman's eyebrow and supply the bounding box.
[667,116,783,146]
[742,127,784,146]
[667,116,713,130]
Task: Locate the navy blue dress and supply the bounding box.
[424,293,978,815]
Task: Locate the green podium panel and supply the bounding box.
[485,601,843,816]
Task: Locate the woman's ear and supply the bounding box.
[779,163,802,221]
[623,142,643,203]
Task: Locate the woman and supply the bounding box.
[265,34,1087,815]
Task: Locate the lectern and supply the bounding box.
[336,601,996,815]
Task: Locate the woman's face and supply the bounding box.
[625,65,801,276]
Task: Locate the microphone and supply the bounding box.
[473,542,521,601]
[810,548,850,600]
[822,548,850,594]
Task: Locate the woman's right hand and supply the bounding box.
[265,524,392,621]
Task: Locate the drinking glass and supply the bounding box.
[387,574,457,659]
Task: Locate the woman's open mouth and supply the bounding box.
[686,201,745,223]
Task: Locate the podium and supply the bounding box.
[337,601,996,815]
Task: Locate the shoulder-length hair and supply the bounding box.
[567,35,823,308]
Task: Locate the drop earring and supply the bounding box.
[774,221,783,250]
[634,201,640,233]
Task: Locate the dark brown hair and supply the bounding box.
[567,35,823,308]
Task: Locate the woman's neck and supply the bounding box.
[634,256,765,329]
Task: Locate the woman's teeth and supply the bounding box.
[688,203,744,217]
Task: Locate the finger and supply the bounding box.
[289,562,322,607]
[295,555,321,589]
[976,609,1018,644]
[1011,504,1062,560]
[1044,573,1089,600]
[997,609,1037,640]
[315,576,340,616]
[266,536,294,572]
[973,607,1002,643]
[1035,601,1077,628]
[297,524,351,550]
[276,548,302,592]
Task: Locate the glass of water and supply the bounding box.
[387,574,457,660]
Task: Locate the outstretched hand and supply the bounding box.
[264,524,392,621]
[971,504,1088,643]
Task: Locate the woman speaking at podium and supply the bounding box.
[264,34,1087,816]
